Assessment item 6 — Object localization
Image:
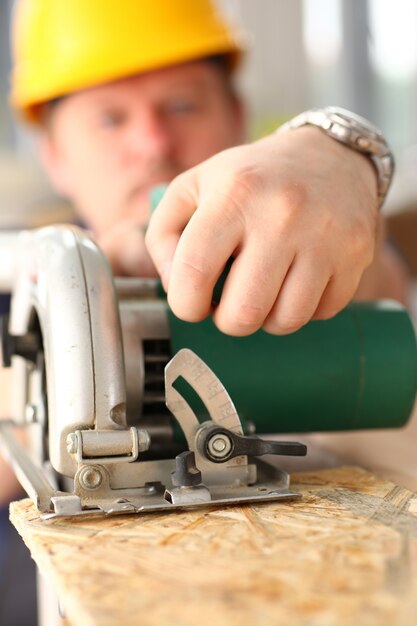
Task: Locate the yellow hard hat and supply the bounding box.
[11,0,245,124]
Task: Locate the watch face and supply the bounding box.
[326,107,383,136]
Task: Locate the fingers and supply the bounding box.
[149,182,335,336]
[145,133,379,336]
[260,254,329,334]
[154,192,245,321]
[146,172,362,335]
[211,238,295,336]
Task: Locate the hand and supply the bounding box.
[146,127,379,336]
[97,221,158,277]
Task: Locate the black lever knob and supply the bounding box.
[201,425,307,463]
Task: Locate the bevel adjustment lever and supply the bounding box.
[199,424,307,463]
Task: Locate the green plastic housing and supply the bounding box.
[168,301,417,433]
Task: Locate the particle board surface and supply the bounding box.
[10,466,417,626]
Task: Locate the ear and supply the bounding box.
[37,132,73,196]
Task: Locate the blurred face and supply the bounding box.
[40,61,245,235]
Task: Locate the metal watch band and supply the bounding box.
[278,106,394,209]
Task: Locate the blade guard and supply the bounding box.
[5,225,127,477]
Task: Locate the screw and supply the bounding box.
[66,433,78,454]
[79,466,103,490]
[207,433,233,460]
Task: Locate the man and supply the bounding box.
[9,0,407,341]
[6,0,405,509]
[1,3,411,619]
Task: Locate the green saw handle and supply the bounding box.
[169,301,417,432]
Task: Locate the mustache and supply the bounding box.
[126,161,181,204]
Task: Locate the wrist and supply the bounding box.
[278,107,394,209]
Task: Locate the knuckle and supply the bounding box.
[170,169,192,191]
[350,233,374,268]
[177,254,212,287]
[211,170,260,224]
[273,181,309,233]
[233,302,267,328]
[157,170,196,211]
[232,167,265,196]
[278,181,309,219]
[347,214,376,264]
[213,166,267,214]
[269,182,311,234]
[314,214,374,273]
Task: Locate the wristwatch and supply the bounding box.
[278,106,394,209]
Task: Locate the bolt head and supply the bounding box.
[66,433,78,454]
[79,466,103,490]
[207,433,233,460]
[212,438,227,452]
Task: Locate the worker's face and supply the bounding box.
[39,61,245,235]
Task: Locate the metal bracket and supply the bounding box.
[0,349,306,518]
[0,420,55,513]
[67,427,151,465]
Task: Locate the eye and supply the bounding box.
[98,109,126,128]
[165,97,198,115]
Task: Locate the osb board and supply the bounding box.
[10,467,417,626]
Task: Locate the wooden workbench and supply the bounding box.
[10,467,417,626]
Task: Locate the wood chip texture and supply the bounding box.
[9,467,417,626]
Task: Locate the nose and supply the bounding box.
[125,108,172,160]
